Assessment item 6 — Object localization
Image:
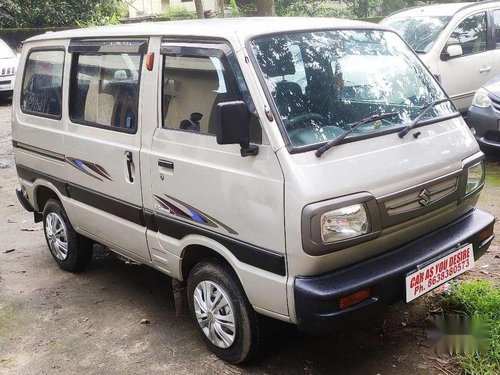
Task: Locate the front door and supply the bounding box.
[64,39,150,261]
[140,41,287,314]
[438,11,493,112]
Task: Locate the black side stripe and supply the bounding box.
[67,183,145,227]
[16,164,286,276]
[155,213,286,276]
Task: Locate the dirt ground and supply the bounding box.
[0,100,498,375]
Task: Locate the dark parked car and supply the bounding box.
[468,76,500,153]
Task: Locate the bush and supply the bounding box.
[444,280,500,375]
[277,0,356,19]
[162,6,196,20]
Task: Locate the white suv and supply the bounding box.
[0,39,18,99]
[382,2,500,114]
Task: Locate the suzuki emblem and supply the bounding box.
[418,189,431,207]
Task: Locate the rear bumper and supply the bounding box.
[294,209,495,334]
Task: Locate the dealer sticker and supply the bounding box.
[405,244,474,302]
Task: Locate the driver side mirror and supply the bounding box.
[441,44,463,61]
[215,101,259,157]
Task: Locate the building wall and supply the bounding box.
[167,0,218,13]
[127,0,163,17]
[126,0,218,17]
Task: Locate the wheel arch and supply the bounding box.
[34,183,62,212]
[181,243,237,282]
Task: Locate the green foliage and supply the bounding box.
[276,0,355,19]
[444,280,500,375]
[229,0,241,16]
[485,162,500,187]
[345,0,382,19]
[162,6,197,20]
[0,0,126,28]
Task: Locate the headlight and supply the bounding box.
[466,161,485,194]
[471,88,491,108]
[320,203,370,243]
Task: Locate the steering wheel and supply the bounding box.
[286,112,325,131]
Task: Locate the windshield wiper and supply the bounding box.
[315,112,399,158]
[398,98,450,138]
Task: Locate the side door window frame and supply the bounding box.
[160,39,260,140]
[441,11,490,60]
[67,39,149,134]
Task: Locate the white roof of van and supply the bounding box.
[25,17,386,44]
[387,3,476,17]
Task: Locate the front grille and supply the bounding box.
[490,95,500,113]
[484,130,500,143]
[378,172,461,227]
[0,67,15,77]
[384,176,458,216]
[0,80,10,86]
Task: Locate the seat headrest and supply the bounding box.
[275,81,303,97]
[256,39,295,78]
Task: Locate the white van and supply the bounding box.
[382,2,500,114]
[12,18,494,363]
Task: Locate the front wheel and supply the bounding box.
[187,260,260,363]
[43,199,93,272]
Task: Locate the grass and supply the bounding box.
[443,280,500,374]
[485,161,500,187]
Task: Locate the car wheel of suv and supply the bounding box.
[43,199,93,272]
[187,260,260,364]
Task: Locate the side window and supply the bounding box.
[69,53,141,132]
[446,12,487,56]
[21,50,64,118]
[162,53,244,136]
[493,10,500,48]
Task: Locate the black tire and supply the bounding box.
[42,199,93,272]
[187,260,260,364]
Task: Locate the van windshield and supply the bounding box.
[251,30,454,148]
[382,16,451,53]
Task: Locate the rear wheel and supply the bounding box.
[187,260,260,363]
[43,199,93,272]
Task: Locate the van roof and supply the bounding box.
[25,17,386,44]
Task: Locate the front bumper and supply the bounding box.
[0,75,14,98]
[294,208,495,334]
[467,105,500,150]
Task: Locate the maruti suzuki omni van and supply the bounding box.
[12,18,495,363]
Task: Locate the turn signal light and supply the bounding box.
[146,52,155,71]
[339,288,371,310]
[478,224,494,243]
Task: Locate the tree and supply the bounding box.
[256,0,275,16]
[194,0,205,19]
[0,0,126,28]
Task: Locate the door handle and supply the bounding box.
[479,66,491,73]
[126,151,134,183]
[158,159,174,170]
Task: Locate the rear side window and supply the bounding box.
[69,53,142,132]
[21,50,65,118]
